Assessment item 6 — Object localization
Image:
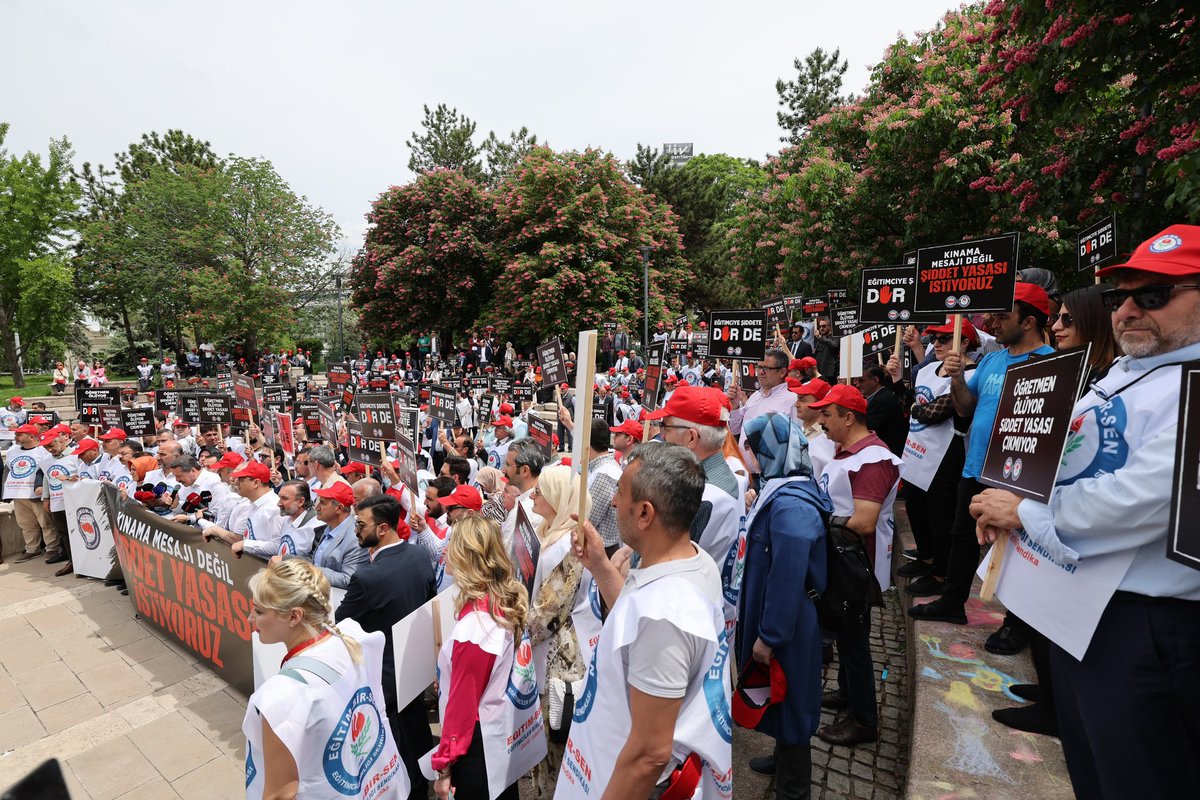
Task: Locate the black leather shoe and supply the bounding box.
[992,704,1059,736]
[45,550,68,565]
[821,691,848,710]
[818,718,879,746]
[901,547,920,560]
[986,624,1030,655]
[748,755,776,775]
[897,559,934,578]
[908,597,968,624]
[54,561,74,577]
[1010,683,1040,702]
[905,575,946,597]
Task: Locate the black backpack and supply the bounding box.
[806,514,883,632]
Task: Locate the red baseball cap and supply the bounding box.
[173,419,192,428]
[924,317,979,343]
[9,397,24,406]
[644,384,728,427]
[788,357,817,372]
[611,419,645,441]
[808,383,868,415]
[98,428,127,441]
[732,659,788,729]
[441,484,483,512]
[1013,281,1051,316]
[28,416,50,425]
[38,430,62,446]
[315,481,355,507]
[1098,224,1200,278]
[494,415,514,428]
[232,460,271,483]
[72,437,100,455]
[790,378,833,401]
[341,461,369,475]
[498,403,514,414]
[212,451,244,470]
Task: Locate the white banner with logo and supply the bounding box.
[65,479,117,580]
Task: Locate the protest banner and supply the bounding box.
[708,309,767,361]
[233,374,258,415]
[467,375,491,390]
[537,338,569,386]
[1169,362,1200,571]
[527,414,555,460]
[76,386,122,411]
[977,345,1090,600]
[642,340,669,410]
[479,393,496,422]
[783,294,805,314]
[65,480,119,580]
[391,402,421,496]
[668,322,690,354]
[317,400,338,445]
[230,406,252,434]
[197,393,232,426]
[739,361,758,393]
[295,375,310,395]
[297,401,321,437]
[802,296,829,318]
[261,373,280,388]
[177,393,203,426]
[119,408,156,438]
[491,376,512,396]
[260,408,278,451]
[154,389,181,413]
[673,314,688,328]
[353,392,397,440]
[80,404,122,429]
[858,323,903,359]
[275,411,296,458]
[112,495,261,696]
[511,383,534,402]
[215,368,233,388]
[825,287,849,308]
[428,385,457,426]
[830,306,859,336]
[511,505,541,598]
[340,379,356,411]
[442,377,462,392]
[913,233,1020,314]
[368,375,389,391]
[1077,214,1117,273]
[692,328,709,359]
[858,266,941,325]
[262,384,294,407]
[761,296,788,330]
[327,363,350,389]
[346,419,382,467]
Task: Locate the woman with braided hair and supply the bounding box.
[243,559,408,800]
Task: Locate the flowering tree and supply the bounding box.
[350,169,495,348]
[483,147,689,343]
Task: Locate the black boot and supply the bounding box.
[773,742,813,800]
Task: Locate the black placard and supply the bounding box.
[479,393,496,421]
[739,361,759,393]
[761,296,789,329]
[512,383,534,402]
[317,400,338,445]
[830,307,859,336]
[803,296,829,318]
[978,346,1091,501]
[825,288,849,308]
[537,338,569,387]
[527,414,555,459]
[1077,214,1117,272]
[119,408,155,437]
[859,265,942,325]
[467,375,491,390]
[341,380,356,411]
[858,323,903,358]
[643,339,669,410]
[708,309,767,361]
[197,393,232,425]
[262,384,294,410]
[429,385,457,425]
[176,393,203,426]
[914,233,1020,314]
[442,377,462,392]
[345,420,382,467]
[673,314,688,328]
[491,376,512,396]
[692,329,709,360]
[76,386,122,411]
[233,374,258,414]
[327,364,350,388]
[154,389,181,413]
[1169,362,1200,571]
[352,393,397,441]
[297,402,321,437]
[511,505,541,598]
[391,401,421,496]
[783,294,805,314]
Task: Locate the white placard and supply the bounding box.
[389,585,459,708]
[839,332,864,379]
[64,479,118,580]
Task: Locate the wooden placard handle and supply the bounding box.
[980,536,1007,602]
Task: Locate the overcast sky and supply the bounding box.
[3,0,956,249]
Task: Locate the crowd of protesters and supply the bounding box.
[2,225,1199,799]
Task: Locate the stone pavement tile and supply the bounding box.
[61,762,95,800]
[96,618,152,649]
[0,705,47,754]
[0,632,58,673]
[77,659,153,708]
[118,634,173,665]
[67,734,160,800]
[0,672,25,715]
[128,711,222,782]
[0,612,33,639]
[60,640,125,672]
[171,753,245,800]
[114,777,181,800]
[22,602,92,634]
[178,688,249,760]
[77,598,138,629]
[38,691,106,734]
[14,659,86,711]
[130,650,197,691]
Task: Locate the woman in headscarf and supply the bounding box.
[474,466,508,523]
[525,464,591,798]
[737,412,831,800]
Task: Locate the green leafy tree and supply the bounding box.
[482,127,543,184]
[406,104,484,180]
[626,144,672,187]
[0,124,80,386]
[776,48,852,145]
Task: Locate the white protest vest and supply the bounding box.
[486,439,511,470]
[3,446,47,499]
[556,571,733,800]
[696,483,744,632]
[720,512,748,638]
[431,522,454,593]
[901,361,956,491]
[820,444,901,592]
[570,571,605,670]
[420,607,548,799]
[530,534,573,688]
[99,457,135,495]
[40,453,79,513]
[243,619,407,800]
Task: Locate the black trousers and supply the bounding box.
[50,510,70,559]
[939,477,984,607]
[905,435,964,565]
[390,694,432,800]
[449,721,519,800]
[1051,594,1200,799]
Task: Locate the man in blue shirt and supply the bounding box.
[908,281,1055,624]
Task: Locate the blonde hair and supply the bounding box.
[534,464,591,548]
[446,514,528,636]
[248,559,362,664]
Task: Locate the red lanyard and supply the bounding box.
[281,630,330,667]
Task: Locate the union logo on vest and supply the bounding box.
[324,687,387,795]
[76,507,102,550]
[704,630,733,744]
[505,633,539,710]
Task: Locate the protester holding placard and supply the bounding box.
[243,559,407,800]
[909,282,1055,625]
[728,348,798,468]
[970,226,1200,797]
[425,515,540,800]
[500,438,546,555]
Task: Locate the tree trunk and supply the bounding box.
[0,309,26,388]
[119,302,136,356]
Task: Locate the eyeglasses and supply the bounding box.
[658,423,692,431]
[932,334,955,345]
[756,364,785,372]
[1100,284,1200,312]
[353,520,376,531]
[1048,312,1074,328]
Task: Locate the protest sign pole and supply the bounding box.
[573,331,598,559]
[895,326,904,361]
[951,314,963,353]
[980,539,1007,601]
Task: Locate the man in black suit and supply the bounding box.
[859,365,908,458]
[336,494,436,800]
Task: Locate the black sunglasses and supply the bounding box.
[1049,312,1074,328]
[932,334,955,345]
[1100,284,1200,313]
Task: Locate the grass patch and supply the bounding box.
[0,373,138,403]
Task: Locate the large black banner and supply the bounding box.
[1168,362,1200,571]
[914,233,1020,314]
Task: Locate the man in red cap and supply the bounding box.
[610,418,644,459]
[484,415,514,469]
[809,384,900,747]
[96,428,135,494]
[4,423,57,563]
[787,356,819,381]
[970,225,1200,797]
[909,281,1055,627]
[284,480,367,589]
[0,396,27,452]
[202,461,282,546]
[71,437,103,480]
[38,427,79,574]
[789,378,836,475]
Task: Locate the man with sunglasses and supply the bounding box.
[971,225,1200,798]
[909,281,1055,625]
[728,348,798,469]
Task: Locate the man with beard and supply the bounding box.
[336,494,436,800]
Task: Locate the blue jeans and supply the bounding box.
[835,609,877,728]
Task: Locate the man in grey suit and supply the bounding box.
[283,480,366,589]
